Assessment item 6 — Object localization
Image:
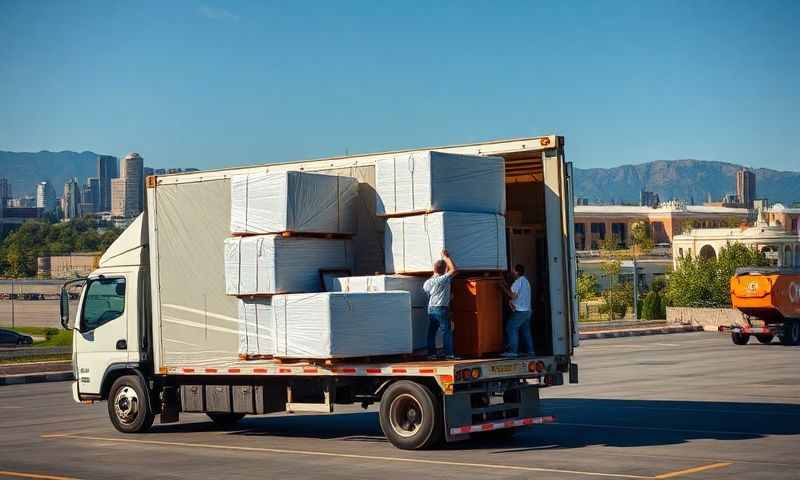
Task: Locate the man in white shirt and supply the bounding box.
[423,249,458,359]
[500,264,534,358]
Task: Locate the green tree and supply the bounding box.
[630,221,654,252]
[666,242,769,308]
[641,290,664,320]
[577,273,599,301]
[599,260,623,319]
[599,234,622,253]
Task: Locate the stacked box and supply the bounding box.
[385,212,507,274]
[231,171,359,235]
[270,292,412,358]
[325,274,430,349]
[375,151,505,216]
[224,236,352,295]
[237,298,274,357]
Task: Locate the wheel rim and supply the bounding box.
[114,386,140,425]
[388,393,424,438]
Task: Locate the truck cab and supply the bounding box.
[62,214,151,404]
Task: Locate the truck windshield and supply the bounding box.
[81,278,126,332]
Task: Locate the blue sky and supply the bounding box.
[1,0,798,171]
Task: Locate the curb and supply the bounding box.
[0,371,73,386]
[579,325,703,340]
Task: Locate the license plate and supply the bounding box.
[489,395,505,405]
[490,364,515,375]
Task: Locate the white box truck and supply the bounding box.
[60,136,579,450]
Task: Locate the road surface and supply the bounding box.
[0,332,798,479]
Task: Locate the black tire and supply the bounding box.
[207,412,245,426]
[732,332,750,345]
[755,334,774,345]
[107,375,155,433]
[781,320,800,346]
[379,380,444,450]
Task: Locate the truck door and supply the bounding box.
[75,276,129,395]
[542,144,577,356]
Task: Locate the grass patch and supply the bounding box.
[0,326,73,346]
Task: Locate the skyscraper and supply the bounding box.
[97,155,118,212]
[0,178,11,207]
[36,181,57,212]
[736,168,756,209]
[63,178,81,219]
[111,152,144,217]
[79,177,100,215]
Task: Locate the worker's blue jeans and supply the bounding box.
[506,310,534,355]
[427,306,454,357]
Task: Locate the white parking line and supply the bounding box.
[42,433,652,479]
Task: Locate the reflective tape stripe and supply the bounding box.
[449,416,555,435]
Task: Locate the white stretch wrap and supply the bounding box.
[231,171,358,235]
[375,151,505,216]
[224,235,352,295]
[384,212,507,273]
[265,292,413,359]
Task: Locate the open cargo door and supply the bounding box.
[542,143,577,356]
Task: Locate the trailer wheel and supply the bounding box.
[731,332,750,345]
[206,413,245,426]
[107,375,155,434]
[379,380,443,450]
[781,320,800,346]
[755,334,774,345]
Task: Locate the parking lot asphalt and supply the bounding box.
[0,332,798,480]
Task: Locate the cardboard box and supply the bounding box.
[385,212,508,273]
[224,235,352,295]
[375,151,505,216]
[231,171,358,235]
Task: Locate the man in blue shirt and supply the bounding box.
[423,249,458,360]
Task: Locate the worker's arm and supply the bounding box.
[442,249,458,276]
[502,279,519,299]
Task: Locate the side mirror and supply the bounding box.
[60,287,71,330]
[60,278,86,330]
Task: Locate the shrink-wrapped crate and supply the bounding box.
[224,235,352,295]
[231,171,358,235]
[375,151,505,216]
[385,212,507,273]
[326,274,428,307]
[272,292,413,359]
[238,298,274,356]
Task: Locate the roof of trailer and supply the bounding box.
[155,135,557,180]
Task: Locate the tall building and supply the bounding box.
[736,168,756,209]
[36,181,57,212]
[0,178,11,207]
[111,152,144,217]
[639,190,660,208]
[97,155,118,212]
[79,177,100,215]
[63,178,81,219]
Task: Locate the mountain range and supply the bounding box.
[572,159,800,205]
[1,151,798,206]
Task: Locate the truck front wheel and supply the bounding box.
[379,380,443,450]
[108,375,155,433]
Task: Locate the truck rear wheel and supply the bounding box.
[731,332,750,345]
[379,380,443,450]
[108,375,155,433]
[781,320,800,346]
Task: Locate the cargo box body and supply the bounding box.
[230,171,359,235]
[146,136,577,371]
[224,236,353,295]
[375,151,506,217]
[385,212,508,274]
